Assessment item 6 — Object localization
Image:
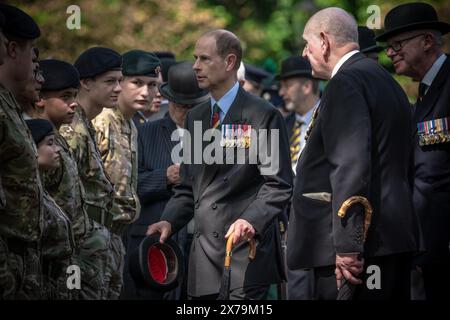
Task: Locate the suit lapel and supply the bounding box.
[414,55,450,127]
[198,87,245,198]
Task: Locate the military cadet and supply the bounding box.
[0,4,44,299]
[376,2,450,300]
[25,119,75,300]
[35,59,111,300]
[242,63,270,97]
[60,46,122,299]
[92,50,161,298]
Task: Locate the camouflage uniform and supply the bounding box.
[0,84,43,299]
[43,131,109,299]
[40,192,74,300]
[60,105,115,299]
[92,107,140,299]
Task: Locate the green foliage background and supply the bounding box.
[9,0,450,97]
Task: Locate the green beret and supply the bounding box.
[122,50,161,78]
[25,119,54,145]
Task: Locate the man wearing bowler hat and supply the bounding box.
[277,55,320,299]
[376,2,450,300]
[358,26,383,62]
[123,61,209,299]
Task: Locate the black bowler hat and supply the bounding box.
[25,119,54,145]
[122,50,161,78]
[0,4,40,39]
[276,56,313,80]
[40,59,80,92]
[159,61,210,105]
[74,47,122,79]
[244,64,270,84]
[129,234,184,292]
[358,26,383,54]
[375,2,450,42]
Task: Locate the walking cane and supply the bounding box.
[217,234,256,300]
[336,196,373,300]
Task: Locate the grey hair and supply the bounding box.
[307,7,359,47]
[430,30,443,47]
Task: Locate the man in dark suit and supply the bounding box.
[122,61,209,299]
[376,2,450,300]
[147,29,293,299]
[287,7,421,300]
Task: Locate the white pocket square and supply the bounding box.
[302,192,332,202]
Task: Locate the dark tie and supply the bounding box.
[417,83,428,102]
[290,119,303,166]
[211,103,221,128]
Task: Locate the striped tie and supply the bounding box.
[290,119,303,166]
[212,103,221,129]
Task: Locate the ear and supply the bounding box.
[35,97,46,111]
[225,54,237,72]
[319,32,331,60]
[80,78,91,91]
[422,33,434,52]
[6,40,18,59]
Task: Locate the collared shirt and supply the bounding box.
[293,99,320,173]
[331,50,359,78]
[210,81,239,123]
[421,53,447,95]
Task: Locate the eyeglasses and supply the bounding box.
[384,33,426,53]
[34,67,44,81]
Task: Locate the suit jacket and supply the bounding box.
[413,55,450,264]
[288,53,421,269]
[161,86,293,296]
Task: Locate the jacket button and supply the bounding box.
[195,231,200,238]
[212,231,219,238]
[212,203,217,209]
[223,176,228,182]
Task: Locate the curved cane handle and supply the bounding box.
[337,196,373,242]
[224,233,256,268]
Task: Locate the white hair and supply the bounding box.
[237,61,246,82]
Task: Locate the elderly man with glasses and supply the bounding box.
[376,2,450,301]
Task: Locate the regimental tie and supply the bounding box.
[212,103,221,129]
[290,119,303,166]
[417,82,428,103]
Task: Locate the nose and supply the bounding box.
[193,59,200,71]
[302,47,307,58]
[385,46,396,58]
[113,81,122,94]
[69,101,77,111]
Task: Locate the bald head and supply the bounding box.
[200,29,242,70]
[305,7,358,47]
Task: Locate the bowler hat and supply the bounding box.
[358,26,383,53]
[159,61,210,105]
[375,2,450,42]
[276,56,313,80]
[129,234,184,292]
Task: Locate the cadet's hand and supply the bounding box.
[146,220,172,243]
[166,164,180,185]
[225,219,255,245]
[335,253,364,289]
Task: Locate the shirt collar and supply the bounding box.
[210,81,239,116]
[295,99,320,125]
[421,53,447,88]
[331,50,359,78]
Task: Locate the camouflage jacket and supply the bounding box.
[60,106,114,222]
[41,192,74,261]
[43,131,91,241]
[0,85,43,241]
[92,108,140,224]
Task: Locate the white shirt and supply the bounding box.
[421,53,447,95]
[331,50,359,78]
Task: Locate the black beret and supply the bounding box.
[25,119,54,145]
[40,59,80,92]
[154,51,176,82]
[244,64,271,84]
[74,47,122,79]
[0,4,40,39]
[0,11,5,29]
[122,50,161,77]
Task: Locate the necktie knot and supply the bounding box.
[212,103,221,128]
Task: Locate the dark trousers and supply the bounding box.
[189,285,270,300]
[313,265,338,300]
[421,259,450,300]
